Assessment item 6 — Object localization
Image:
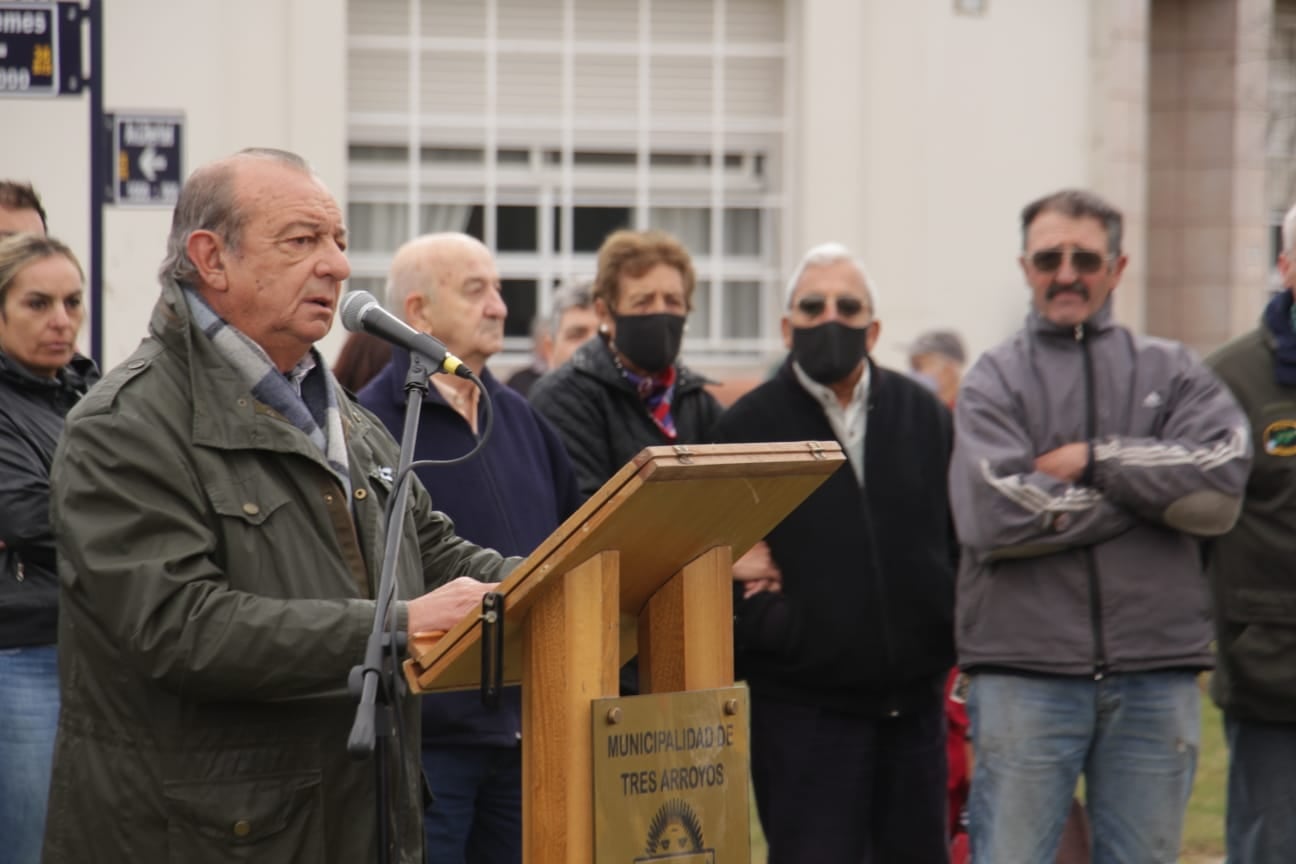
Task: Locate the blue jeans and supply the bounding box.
[967,671,1199,864]
[421,745,521,864]
[1225,713,1296,864]
[0,644,60,864]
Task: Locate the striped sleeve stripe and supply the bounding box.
[978,458,1105,515]
[1093,426,1248,471]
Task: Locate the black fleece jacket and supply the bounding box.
[715,358,956,715]
[0,350,99,648]
[530,335,722,499]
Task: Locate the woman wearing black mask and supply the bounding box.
[531,229,722,502]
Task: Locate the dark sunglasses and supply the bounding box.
[1028,247,1112,275]
[795,294,867,318]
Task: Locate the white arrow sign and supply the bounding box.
[138,145,167,182]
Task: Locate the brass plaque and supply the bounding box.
[592,686,750,864]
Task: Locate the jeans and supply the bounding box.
[967,670,1199,864]
[1224,713,1296,864]
[750,692,949,864]
[421,744,521,864]
[0,644,60,864]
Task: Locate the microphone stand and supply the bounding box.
[348,349,438,864]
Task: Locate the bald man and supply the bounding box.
[358,233,580,864]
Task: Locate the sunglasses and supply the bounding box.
[794,294,868,318]
[1028,247,1113,275]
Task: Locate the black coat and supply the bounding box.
[714,359,956,715]
[530,335,722,499]
[0,350,98,648]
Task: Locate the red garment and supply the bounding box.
[945,669,971,862]
[950,832,970,864]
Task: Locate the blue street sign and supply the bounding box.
[0,2,82,97]
[111,113,184,207]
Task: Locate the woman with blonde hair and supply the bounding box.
[0,233,99,864]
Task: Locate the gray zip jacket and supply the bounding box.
[949,300,1251,676]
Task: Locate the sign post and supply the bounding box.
[1,3,187,366]
[0,0,100,363]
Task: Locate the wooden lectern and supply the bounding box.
[404,442,845,864]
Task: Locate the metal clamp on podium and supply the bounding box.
[480,592,505,709]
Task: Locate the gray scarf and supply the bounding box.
[184,287,352,498]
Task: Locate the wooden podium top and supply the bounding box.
[404,441,844,692]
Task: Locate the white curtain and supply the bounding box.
[649,207,711,256]
[347,203,409,253]
[419,203,472,234]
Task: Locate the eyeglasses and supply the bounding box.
[1028,247,1113,275]
[794,294,868,319]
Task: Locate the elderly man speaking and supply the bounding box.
[42,149,513,864]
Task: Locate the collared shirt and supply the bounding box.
[791,360,870,485]
[283,352,318,397]
[431,374,482,433]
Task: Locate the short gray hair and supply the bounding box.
[157,148,312,287]
[784,242,879,316]
[550,279,593,334]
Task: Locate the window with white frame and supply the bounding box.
[345,0,788,366]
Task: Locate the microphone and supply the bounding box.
[339,290,471,379]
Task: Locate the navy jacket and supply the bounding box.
[715,358,956,716]
[359,351,581,746]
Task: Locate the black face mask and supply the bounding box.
[791,321,870,385]
[612,313,686,374]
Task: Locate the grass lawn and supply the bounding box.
[747,683,1229,863]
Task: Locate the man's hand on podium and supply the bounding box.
[733,540,782,599]
[409,576,496,636]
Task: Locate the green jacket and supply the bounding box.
[43,279,511,864]
[1206,322,1296,722]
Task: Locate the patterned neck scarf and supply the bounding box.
[613,352,679,440]
[1263,289,1296,388]
[184,287,352,497]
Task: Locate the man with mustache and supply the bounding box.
[714,243,957,863]
[948,189,1251,863]
[359,233,580,864]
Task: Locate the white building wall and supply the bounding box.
[3,0,1103,374]
[795,0,1096,369]
[2,0,348,369]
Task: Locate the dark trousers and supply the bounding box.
[421,744,522,864]
[1225,712,1296,864]
[751,691,949,864]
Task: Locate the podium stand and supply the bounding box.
[404,442,845,864]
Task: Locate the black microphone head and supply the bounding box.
[340,290,379,333]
